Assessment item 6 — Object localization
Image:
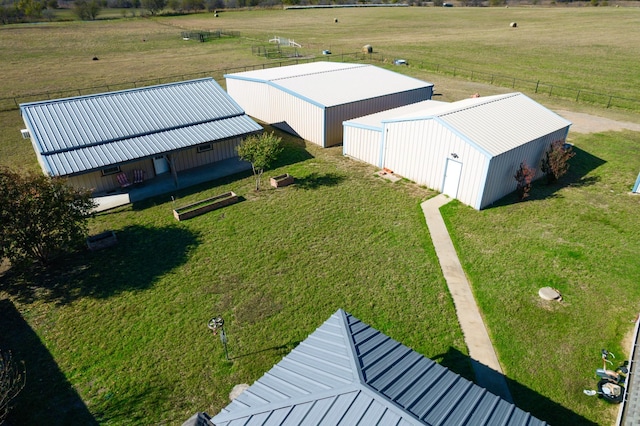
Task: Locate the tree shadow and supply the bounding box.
[487,146,606,209]
[432,347,597,425]
[0,224,200,305]
[229,341,302,361]
[0,299,98,425]
[294,172,345,190]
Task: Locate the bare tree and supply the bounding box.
[0,350,26,424]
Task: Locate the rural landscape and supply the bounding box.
[1,4,640,425]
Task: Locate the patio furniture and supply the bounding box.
[117,172,132,188]
[133,169,145,184]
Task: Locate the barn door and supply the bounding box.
[442,159,462,198]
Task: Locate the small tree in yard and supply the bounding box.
[0,350,26,424]
[0,167,96,267]
[514,161,535,201]
[541,140,575,184]
[236,132,283,191]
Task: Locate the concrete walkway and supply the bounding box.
[421,194,513,402]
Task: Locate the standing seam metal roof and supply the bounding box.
[209,309,548,426]
[20,78,262,176]
[225,62,433,108]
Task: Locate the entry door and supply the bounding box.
[153,155,170,175]
[442,159,462,198]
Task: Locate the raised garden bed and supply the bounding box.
[173,191,238,221]
[270,173,294,188]
[86,230,117,251]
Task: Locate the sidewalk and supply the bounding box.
[421,194,513,402]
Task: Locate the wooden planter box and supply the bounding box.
[87,230,117,251]
[173,191,238,221]
[270,173,294,188]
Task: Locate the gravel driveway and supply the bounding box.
[555,110,640,134]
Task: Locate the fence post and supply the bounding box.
[549,86,553,96]
[490,75,494,85]
[512,78,515,88]
[576,90,580,102]
[535,80,539,93]
[607,96,612,109]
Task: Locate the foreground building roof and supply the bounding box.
[20,78,261,177]
[208,309,547,426]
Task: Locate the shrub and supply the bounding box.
[514,161,535,200]
[540,140,575,184]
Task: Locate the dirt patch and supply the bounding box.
[556,110,640,134]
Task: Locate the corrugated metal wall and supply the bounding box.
[382,119,489,209]
[173,138,241,172]
[342,126,383,166]
[228,77,432,148]
[66,138,242,194]
[67,159,154,193]
[479,128,568,209]
[325,88,432,147]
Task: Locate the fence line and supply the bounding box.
[2,52,638,113]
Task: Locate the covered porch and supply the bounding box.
[92,157,251,213]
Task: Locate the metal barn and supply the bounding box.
[224,61,433,148]
[343,93,572,210]
[20,78,262,194]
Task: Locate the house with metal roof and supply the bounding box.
[343,93,572,210]
[190,309,547,426]
[19,78,262,195]
[224,62,434,148]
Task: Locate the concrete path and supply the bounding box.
[421,194,513,402]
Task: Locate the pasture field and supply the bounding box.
[1,7,640,425]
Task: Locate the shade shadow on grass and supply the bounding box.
[487,146,606,209]
[0,299,98,425]
[294,172,345,190]
[0,224,200,305]
[434,347,597,425]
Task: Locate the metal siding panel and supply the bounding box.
[343,125,381,166]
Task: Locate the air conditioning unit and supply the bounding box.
[20,129,30,139]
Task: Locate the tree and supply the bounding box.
[0,350,25,424]
[141,0,166,14]
[514,161,535,201]
[540,140,575,184]
[236,132,283,191]
[73,0,102,20]
[0,167,96,267]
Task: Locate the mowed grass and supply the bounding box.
[2,135,468,424]
[1,7,640,426]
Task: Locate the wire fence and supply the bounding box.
[2,51,639,113]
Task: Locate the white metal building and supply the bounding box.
[343,93,572,210]
[224,61,433,148]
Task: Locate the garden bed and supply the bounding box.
[86,230,117,251]
[173,191,239,221]
[270,173,294,188]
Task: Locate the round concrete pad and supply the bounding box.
[229,384,249,401]
[539,287,562,301]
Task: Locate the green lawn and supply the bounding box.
[1,7,640,425]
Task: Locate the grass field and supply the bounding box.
[1,7,640,425]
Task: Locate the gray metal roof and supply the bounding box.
[20,78,262,176]
[225,62,434,108]
[209,309,548,426]
[349,93,571,158]
[433,93,571,157]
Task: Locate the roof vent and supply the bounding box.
[20,129,30,139]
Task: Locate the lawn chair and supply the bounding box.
[133,169,145,184]
[117,172,132,188]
